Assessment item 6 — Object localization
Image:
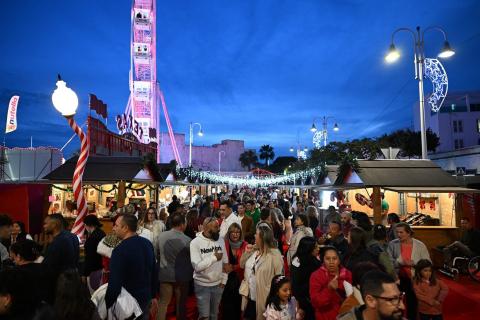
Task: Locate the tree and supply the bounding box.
[259,145,275,167]
[239,150,258,170]
[377,128,440,158]
[268,156,297,173]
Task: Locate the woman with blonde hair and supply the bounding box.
[240,225,284,320]
[221,223,249,320]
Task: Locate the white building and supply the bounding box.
[414,91,480,153]
[159,132,249,172]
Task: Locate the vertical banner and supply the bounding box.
[5,95,20,133]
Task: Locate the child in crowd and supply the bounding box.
[264,275,302,320]
[413,259,448,320]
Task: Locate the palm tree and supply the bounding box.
[259,145,275,167]
[239,150,258,170]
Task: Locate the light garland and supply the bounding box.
[424,58,448,112]
[178,165,325,187]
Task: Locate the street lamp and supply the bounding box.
[385,26,455,159]
[189,122,203,167]
[52,75,89,238]
[310,116,339,148]
[218,150,226,173]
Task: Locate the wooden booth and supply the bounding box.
[328,160,479,264]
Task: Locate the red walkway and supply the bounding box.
[161,274,480,320]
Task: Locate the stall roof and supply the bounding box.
[384,186,480,193]
[335,159,462,188]
[43,156,172,184]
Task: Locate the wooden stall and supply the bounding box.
[330,160,479,261]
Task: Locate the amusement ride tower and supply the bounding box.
[125,0,182,164]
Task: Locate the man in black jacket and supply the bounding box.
[106,214,157,320]
[42,213,79,302]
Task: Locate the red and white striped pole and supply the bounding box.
[67,116,90,237]
[52,76,90,239]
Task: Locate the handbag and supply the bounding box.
[239,279,249,297]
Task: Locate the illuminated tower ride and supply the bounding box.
[125,0,182,165]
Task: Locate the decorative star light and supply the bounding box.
[178,165,325,187]
[424,58,448,112]
[313,130,325,149]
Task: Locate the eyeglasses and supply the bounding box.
[371,292,405,306]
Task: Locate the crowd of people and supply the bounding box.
[0,187,479,320]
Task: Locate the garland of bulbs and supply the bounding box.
[177,165,326,187]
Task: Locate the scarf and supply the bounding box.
[229,239,243,249]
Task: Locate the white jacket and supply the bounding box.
[91,283,142,320]
[190,233,228,286]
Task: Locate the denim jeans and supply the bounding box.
[194,283,224,320]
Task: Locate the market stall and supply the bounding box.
[330,159,479,257]
[43,155,179,233]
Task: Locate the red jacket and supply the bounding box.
[224,239,248,280]
[413,279,448,315]
[309,265,352,320]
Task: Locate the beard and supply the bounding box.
[379,309,404,320]
[211,231,220,241]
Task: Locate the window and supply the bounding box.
[460,139,464,148]
[455,139,459,149]
[453,120,458,133]
[458,120,463,133]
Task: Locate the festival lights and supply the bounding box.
[424,58,448,112]
[178,165,325,187]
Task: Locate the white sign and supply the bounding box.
[5,95,19,133]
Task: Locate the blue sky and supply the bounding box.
[1,0,479,158]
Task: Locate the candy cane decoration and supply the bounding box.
[67,116,90,237]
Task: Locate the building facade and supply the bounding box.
[414,91,480,153]
[429,146,480,176]
[159,132,248,172]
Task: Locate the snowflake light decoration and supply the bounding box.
[424,58,448,112]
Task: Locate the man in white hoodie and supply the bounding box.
[190,217,228,320]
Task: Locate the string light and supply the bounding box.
[178,165,325,187]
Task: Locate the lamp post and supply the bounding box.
[385,26,455,159]
[310,116,339,148]
[218,150,226,173]
[290,128,310,159]
[189,122,203,167]
[51,75,90,237]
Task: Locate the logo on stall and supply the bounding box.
[116,113,144,142]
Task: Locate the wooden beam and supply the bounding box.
[372,187,382,224]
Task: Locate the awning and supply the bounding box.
[383,186,480,193]
[336,160,461,188]
[43,156,145,183]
